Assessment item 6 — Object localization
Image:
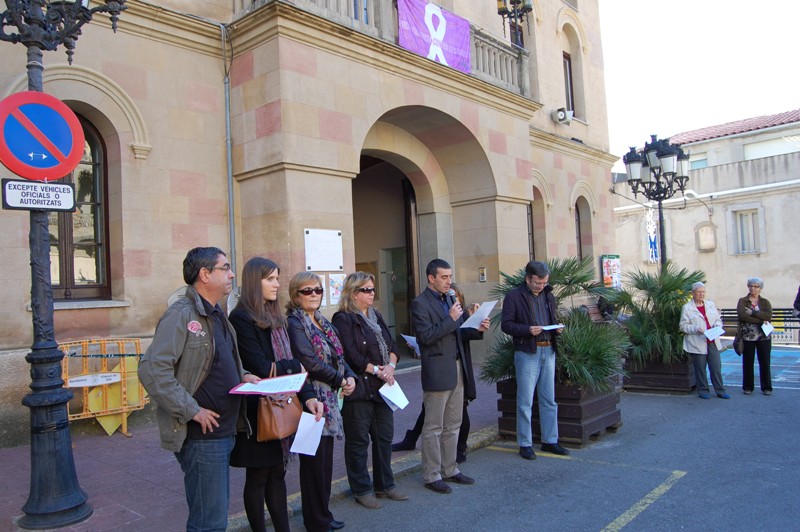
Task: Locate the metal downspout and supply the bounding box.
[220,24,237,291]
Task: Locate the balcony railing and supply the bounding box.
[235,0,530,97]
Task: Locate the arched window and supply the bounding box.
[49,116,110,300]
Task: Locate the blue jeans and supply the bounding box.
[515,348,558,447]
[175,436,235,532]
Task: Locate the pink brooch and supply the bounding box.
[187,320,206,337]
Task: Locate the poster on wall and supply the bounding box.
[601,255,622,289]
[397,0,471,74]
[328,274,345,307]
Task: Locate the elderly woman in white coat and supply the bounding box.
[679,282,730,399]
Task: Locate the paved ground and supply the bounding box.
[1,346,797,531]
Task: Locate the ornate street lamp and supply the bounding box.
[0,1,125,529]
[622,135,690,265]
[496,0,533,47]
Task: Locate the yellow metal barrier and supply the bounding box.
[60,338,150,437]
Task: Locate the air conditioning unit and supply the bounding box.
[551,108,574,125]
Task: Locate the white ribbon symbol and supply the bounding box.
[424,3,448,66]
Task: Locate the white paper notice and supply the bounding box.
[460,300,497,329]
[761,321,774,336]
[290,412,324,456]
[401,334,421,357]
[704,326,725,341]
[230,373,307,395]
[542,324,565,331]
[379,381,409,411]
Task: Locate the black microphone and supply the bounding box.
[445,289,457,308]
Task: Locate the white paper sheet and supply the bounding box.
[460,300,497,329]
[704,325,725,341]
[229,373,307,395]
[401,334,421,357]
[761,321,774,336]
[290,412,324,456]
[379,381,409,411]
[542,324,565,331]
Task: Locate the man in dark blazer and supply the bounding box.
[501,260,570,461]
[410,259,489,494]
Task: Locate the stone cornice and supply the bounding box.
[451,195,531,208]
[230,2,542,122]
[89,0,223,58]
[529,127,618,167]
[236,161,356,182]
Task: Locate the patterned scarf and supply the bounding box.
[361,307,390,365]
[270,326,299,461]
[289,307,345,439]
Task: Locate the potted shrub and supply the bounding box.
[481,257,630,446]
[608,262,705,393]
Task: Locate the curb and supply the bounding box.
[227,425,499,531]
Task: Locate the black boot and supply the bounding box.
[392,430,419,451]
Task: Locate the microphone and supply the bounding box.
[445,289,457,308]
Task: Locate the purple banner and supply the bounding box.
[398,0,471,74]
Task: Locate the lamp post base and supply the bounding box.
[17,502,93,530]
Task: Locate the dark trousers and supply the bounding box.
[299,435,334,532]
[742,339,772,392]
[342,400,395,495]
[410,401,470,455]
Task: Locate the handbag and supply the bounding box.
[733,325,744,357]
[256,363,303,442]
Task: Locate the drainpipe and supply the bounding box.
[219,24,238,291]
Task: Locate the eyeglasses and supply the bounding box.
[747,284,761,288]
[357,287,376,294]
[210,264,231,272]
[297,287,324,296]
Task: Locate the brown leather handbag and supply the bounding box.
[256,363,303,442]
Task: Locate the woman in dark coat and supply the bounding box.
[229,257,323,532]
[287,272,356,532]
[736,276,773,395]
[332,272,409,510]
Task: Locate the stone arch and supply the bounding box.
[531,169,553,210]
[556,7,589,53]
[4,64,152,160]
[569,179,598,214]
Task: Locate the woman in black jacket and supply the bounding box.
[229,257,323,532]
[287,272,356,532]
[332,272,409,510]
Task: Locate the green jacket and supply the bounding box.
[138,285,249,452]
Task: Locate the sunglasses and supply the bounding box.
[297,287,324,296]
[358,287,376,294]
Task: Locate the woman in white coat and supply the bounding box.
[679,282,730,399]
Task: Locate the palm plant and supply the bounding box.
[607,261,705,367]
[481,257,628,393]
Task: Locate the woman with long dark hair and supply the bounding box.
[229,257,323,532]
[286,272,356,532]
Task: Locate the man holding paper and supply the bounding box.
[679,282,729,399]
[410,259,489,494]
[501,260,569,460]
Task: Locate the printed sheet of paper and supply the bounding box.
[542,324,565,331]
[460,300,497,329]
[761,321,774,336]
[401,334,421,357]
[704,325,725,341]
[230,373,307,395]
[379,381,409,411]
[290,412,324,456]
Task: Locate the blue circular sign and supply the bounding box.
[0,91,84,181]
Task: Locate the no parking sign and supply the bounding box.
[0,91,84,181]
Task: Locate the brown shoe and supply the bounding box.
[424,480,452,494]
[354,493,382,509]
[376,488,409,501]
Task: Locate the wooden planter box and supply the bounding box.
[496,377,622,448]
[622,358,695,394]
